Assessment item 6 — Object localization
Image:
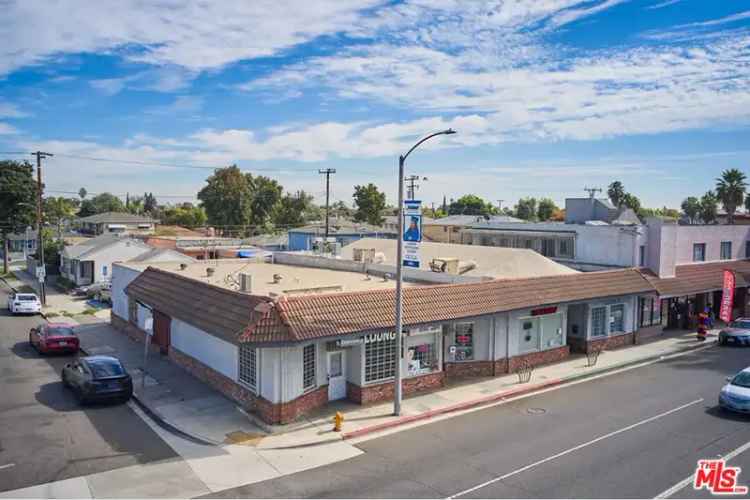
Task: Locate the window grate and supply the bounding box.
[610,304,625,333]
[303,344,316,390]
[238,344,257,392]
[591,306,607,337]
[365,335,396,383]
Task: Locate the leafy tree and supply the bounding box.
[0,160,37,272]
[78,192,126,216]
[43,197,79,238]
[353,183,386,225]
[448,194,494,216]
[699,190,719,224]
[143,192,158,214]
[607,181,625,207]
[550,208,566,222]
[515,197,538,221]
[78,187,87,200]
[745,193,750,213]
[331,200,352,219]
[198,165,253,232]
[537,198,558,221]
[621,192,641,214]
[681,197,701,224]
[715,168,747,224]
[127,195,144,215]
[272,191,315,228]
[248,175,283,230]
[161,204,207,227]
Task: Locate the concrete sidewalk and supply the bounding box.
[3,267,110,319]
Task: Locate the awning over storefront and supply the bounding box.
[642,260,750,298]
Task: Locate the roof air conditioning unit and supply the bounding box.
[239,273,253,293]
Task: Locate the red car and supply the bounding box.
[29,323,79,355]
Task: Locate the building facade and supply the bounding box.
[77,212,156,235]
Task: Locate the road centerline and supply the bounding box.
[447,398,705,499]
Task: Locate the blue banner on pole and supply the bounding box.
[403,200,421,267]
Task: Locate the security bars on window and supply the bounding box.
[591,306,607,337]
[365,335,397,383]
[238,344,257,391]
[610,304,625,333]
[303,344,316,390]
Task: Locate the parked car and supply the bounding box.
[72,281,110,299]
[7,292,42,315]
[61,356,133,404]
[719,367,750,413]
[718,318,750,346]
[96,287,112,305]
[29,323,79,355]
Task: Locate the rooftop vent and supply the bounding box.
[239,273,253,293]
[179,263,188,270]
[206,267,215,277]
[272,273,283,284]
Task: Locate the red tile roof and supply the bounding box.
[641,259,750,298]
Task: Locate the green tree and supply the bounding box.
[745,193,750,213]
[607,181,625,207]
[448,194,494,216]
[515,197,538,221]
[621,192,641,214]
[331,200,352,219]
[161,204,207,227]
[352,183,386,225]
[43,197,79,239]
[537,198,558,221]
[0,160,37,272]
[197,165,253,232]
[699,190,719,224]
[143,192,158,214]
[272,191,315,228]
[78,192,125,216]
[681,197,701,224]
[78,187,87,200]
[248,175,283,231]
[715,168,747,224]
[127,195,144,215]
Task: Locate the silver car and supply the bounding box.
[719,367,750,413]
[718,318,750,346]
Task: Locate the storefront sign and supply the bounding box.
[408,325,441,336]
[720,270,736,322]
[531,306,557,316]
[363,331,397,344]
[403,200,422,268]
[336,338,364,348]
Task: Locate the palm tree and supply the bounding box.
[607,181,625,207]
[715,169,747,224]
[681,196,700,224]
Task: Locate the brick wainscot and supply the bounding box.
[347,371,446,405]
[111,313,328,424]
[585,332,635,353]
[507,345,570,373]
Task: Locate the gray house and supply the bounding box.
[77,212,157,235]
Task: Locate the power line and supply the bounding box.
[0,151,30,155]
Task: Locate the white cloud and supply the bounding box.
[0,101,28,118]
[144,95,204,116]
[645,0,682,10]
[675,10,750,29]
[0,0,385,76]
[0,122,19,135]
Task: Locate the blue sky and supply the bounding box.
[1,0,749,209]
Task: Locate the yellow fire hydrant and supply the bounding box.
[333,411,344,432]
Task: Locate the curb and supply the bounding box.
[342,339,717,441]
[76,344,220,447]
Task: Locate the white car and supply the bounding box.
[7,292,42,315]
[719,367,750,414]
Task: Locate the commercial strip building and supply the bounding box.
[287,221,396,252]
[108,243,715,425]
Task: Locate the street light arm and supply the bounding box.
[400,129,456,163]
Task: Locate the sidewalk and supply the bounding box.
[3,267,110,319]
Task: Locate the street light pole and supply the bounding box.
[394,129,456,416]
[32,151,53,306]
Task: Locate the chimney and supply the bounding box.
[239,273,253,293]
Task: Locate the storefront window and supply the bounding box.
[540,314,564,348]
[364,333,397,383]
[591,306,607,337]
[407,333,439,376]
[454,323,474,361]
[520,318,540,352]
[302,344,316,390]
[610,304,625,333]
[639,297,661,327]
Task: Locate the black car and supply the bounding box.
[62,355,133,404]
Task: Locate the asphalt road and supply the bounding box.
[0,284,177,493]
[207,344,750,498]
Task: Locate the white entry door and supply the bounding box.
[327,351,346,401]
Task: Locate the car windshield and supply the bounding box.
[86,359,125,378]
[46,327,75,337]
[731,320,750,329]
[731,372,750,388]
[16,294,37,302]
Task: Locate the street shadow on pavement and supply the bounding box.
[705,405,750,423]
[660,345,747,378]
[11,341,37,359]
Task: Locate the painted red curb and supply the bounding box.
[341,378,563,440]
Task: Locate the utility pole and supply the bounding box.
[33,151,53,306]
[405,175,427,200]
[318,169,336,242]
[584,187,602,199]
[496,199,505,212]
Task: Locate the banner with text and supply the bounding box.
[403,200,422,268]
[720,270,736,323]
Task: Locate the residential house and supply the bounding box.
[139,235,268,260]
[287,220,396,252]
[77,212,157,235]
[60,234,192,286]
[422,215,522,243]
